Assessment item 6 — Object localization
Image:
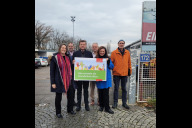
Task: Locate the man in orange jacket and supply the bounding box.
[111,40,132,109]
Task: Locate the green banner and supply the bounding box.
[74,57,107,81]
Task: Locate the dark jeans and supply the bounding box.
[98,87,110,111]
[113,75,128,104]
[73,88,76,104]
[67,85,75,112]
[55,92,62,115]
[76,81,89,107]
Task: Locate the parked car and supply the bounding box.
[35,58,48,67]
[35,59,41,68]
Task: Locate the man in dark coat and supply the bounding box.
[72,40,93,111]
[67,42,77,106]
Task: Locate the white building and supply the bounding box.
[35,49,57,59]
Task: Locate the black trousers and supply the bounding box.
[76,81,89,107]
[55,85,75,114]
[55,92,62,115]
[113,76,128,104]
[67,85,75,112]
[98,87,110,111]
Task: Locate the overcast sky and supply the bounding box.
[35,0,156,52]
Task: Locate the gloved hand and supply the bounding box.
[128,69,131,76]
[107,58,110,66]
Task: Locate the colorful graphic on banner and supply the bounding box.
[74,57,107,81]
[142,1,156,51]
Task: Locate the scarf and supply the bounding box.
[99,54,109,59]
[57,53,72,94]
[118,47,125,56]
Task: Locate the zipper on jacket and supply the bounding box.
[122,55,124,75]
[121,51,127,75]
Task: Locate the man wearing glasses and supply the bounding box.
[111,40,132,109]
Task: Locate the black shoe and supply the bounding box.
[105,109,114,114]
[122,103,130,109]
[56,114,63,118]
[67,110,76,115]
[98,107,104,111]
[112,103,117,108]
[85,105,90,111]
[73,102,77,106]
[76,106,81,111]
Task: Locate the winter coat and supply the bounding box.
[72,49,93,59]
[72,49,93,89]
[110,48,132,76]
[67,51,75,77]
[50,52,72,93]
[96,59,114,89]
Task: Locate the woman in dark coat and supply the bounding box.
[50,44,75,118]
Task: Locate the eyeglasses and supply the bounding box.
[119,43,125,44]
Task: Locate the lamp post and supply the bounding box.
[71,16,75,43]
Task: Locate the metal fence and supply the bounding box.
[137,53,156,102]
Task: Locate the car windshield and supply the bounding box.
[35,58,40,61]
[43,59,47,61]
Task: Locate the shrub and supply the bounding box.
[147,98,156,107]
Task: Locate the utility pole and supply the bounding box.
[71,16,75,43]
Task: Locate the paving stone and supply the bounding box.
[35,67,156,128]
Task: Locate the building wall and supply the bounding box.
[35,50,57,58]
[47,52,57,57]
[38,52,47,57]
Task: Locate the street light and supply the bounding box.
[71,16,75,43]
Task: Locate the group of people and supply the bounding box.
[50,39,132,118]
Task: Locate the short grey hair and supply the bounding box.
[92,42,98,46]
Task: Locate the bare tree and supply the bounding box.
[53,30,64,49]
[62,33,72,45]
[35,20,85,51]
[35,20,53,49]
[47,39,54,50]
[73,37,82,51]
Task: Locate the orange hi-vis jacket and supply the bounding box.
[110,48,132,76]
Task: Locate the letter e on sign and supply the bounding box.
[146,32,152,41]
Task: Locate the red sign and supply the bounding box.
[96,79,103,81]
[141,1,156,51]
[96,58,103,62]
[142,22,156,43]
